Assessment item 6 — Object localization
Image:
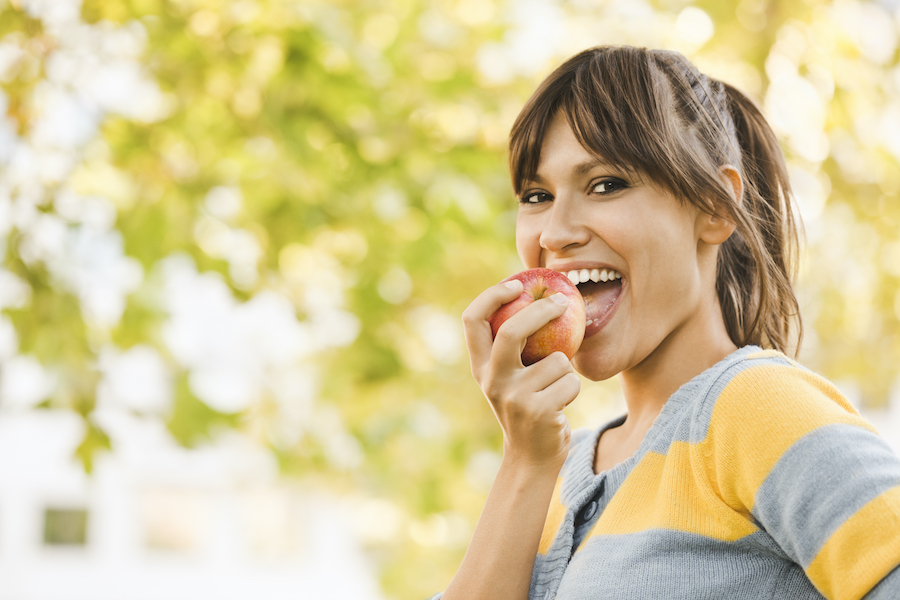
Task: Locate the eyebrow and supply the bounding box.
[528,159,611,185]
[574,159,608,175]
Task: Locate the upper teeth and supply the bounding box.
[565,268,622,285]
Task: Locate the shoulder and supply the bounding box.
[700,347,890,512]
[705,347,873,434]
[705,353,900,600]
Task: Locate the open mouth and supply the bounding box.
[563,268,624,337]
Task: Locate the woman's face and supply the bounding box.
[515,113,721,381]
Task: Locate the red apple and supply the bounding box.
[489,268,586,366]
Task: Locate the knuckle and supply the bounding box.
[543,295,568,312]
[493,324,518,345]
[550,351,571,370]
[564,373,581,397]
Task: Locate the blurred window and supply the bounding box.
[43,508,88,546]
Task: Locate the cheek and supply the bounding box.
[515,214,542,268]
[630,209,692,261]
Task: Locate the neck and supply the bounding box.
[616,300,738,437]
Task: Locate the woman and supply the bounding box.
[435,46,900,599]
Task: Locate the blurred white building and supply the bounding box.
[0,408,384,600]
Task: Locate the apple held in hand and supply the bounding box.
[489,268,587,366]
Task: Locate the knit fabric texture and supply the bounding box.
[432,346,900,600]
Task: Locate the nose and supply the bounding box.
[539,197,590,254]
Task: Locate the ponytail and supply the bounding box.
[719,83,802,356]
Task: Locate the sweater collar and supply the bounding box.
[560,345,762,506]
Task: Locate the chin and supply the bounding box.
[572,346,622,382]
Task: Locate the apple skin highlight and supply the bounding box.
[488,268,587,366]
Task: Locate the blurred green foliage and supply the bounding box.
[2,0,900,598]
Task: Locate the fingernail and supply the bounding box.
[550,293,569,306]
[503,280,522,291]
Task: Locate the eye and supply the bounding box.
[591,178,628,195]
[519,191,552,204]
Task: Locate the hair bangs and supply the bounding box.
[508,76,573,197]
[509,47,690,200]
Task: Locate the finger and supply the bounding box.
[534,371,581,411]
[526,351,576,391]
[462,279,524,375]
[491,293,570,368]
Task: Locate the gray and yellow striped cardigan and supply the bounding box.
[436,345,900,599]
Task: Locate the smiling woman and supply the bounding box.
[436,46,900,600]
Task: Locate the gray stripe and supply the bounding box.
[864,563,900,599]
[752,423,900,566]
[551,529,824,600]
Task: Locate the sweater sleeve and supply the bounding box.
[706,359,900,600]
[864,563,900,599]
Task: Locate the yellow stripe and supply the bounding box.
[580,363,875,547]
[705,364,875,514]
[584,444,758,544]
[805,486,900,600]
[538,477,565,555]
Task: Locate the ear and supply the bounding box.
[719,165,742,206]
[697,165,742,246]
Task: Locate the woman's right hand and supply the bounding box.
[462,279,582,469]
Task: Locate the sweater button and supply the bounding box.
[581,499,598,522]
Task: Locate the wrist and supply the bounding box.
[501,439,568,473]
[496,450,565,485]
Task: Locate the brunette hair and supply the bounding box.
[509,46,801,355]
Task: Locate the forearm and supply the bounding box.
[442,455,562,600]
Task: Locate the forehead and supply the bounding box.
[540,114,588,159]
[529,113,622,182]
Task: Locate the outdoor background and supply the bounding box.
[1,0,899,598]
